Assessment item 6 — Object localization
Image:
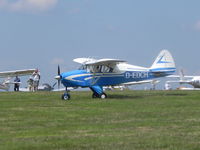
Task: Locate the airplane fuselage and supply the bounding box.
[189,77,200,88]
[179,77,200,88]
[60,63,174,88]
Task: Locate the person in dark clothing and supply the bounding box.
[14,76,20,91]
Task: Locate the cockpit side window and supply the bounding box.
[79,64,116,73]
[96,65,114,73]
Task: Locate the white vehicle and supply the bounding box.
[0,69,36,91]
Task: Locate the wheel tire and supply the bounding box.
[62,93,70,100]
[92,93,98,98]
[100,93,107,99]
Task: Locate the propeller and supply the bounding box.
[54,65,61,89]
[58,65,60,75]
[58,65,61,89]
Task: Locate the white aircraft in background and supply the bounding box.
[0,69,36,91]
[166,69,200,90]
[19,83,57,92]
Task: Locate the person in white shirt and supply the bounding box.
[32,69,41,91]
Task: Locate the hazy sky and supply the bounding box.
[1,0,200,86]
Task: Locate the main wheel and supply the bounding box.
[100,93,107,99]
[62,93,70,100]
[92,93,99,98]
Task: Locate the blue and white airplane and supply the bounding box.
[55,50,176,100]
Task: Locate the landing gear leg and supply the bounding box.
[61,87,71,100]
[90,86,107,99]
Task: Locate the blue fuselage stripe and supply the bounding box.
[61,69,175,87]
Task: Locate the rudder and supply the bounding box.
[150,50,176,73]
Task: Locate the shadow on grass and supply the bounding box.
[107,91,188,99]
[108,95,144,99]
[165,93,188,96]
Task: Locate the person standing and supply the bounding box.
[27,77,34,92]
[14,76,20,91]
[32,69,41,91]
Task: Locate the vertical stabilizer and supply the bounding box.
[179,69,185,81]
[150,50,176,72]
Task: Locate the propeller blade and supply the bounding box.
[58,65,61,89]
[58,65,61,75]
[58,80,61,89]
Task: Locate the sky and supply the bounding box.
[0,0,200,88]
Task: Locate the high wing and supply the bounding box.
[74,58,126,65]
[73,58,96,64]
[86,58,126,66]
[0,69,36,78]
[122,80,160,86]
[74,58,126,67]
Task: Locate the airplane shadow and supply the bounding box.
[107,92,188,100]
[108,95,144,99]
[164,93,188,96]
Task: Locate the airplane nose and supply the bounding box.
[54,65,63,88]
[54,75,62,89]
[59,70,87,87]
[54,65,62,80]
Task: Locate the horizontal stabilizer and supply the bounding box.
[167,75,196,78]
[122,80,160,86]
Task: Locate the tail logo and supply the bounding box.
[157,55,171,64]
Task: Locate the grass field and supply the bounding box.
[1,90,200,150]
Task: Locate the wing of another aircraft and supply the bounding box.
[177,87,200,90]
[0,69,36,78]
[166,80,192,84]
